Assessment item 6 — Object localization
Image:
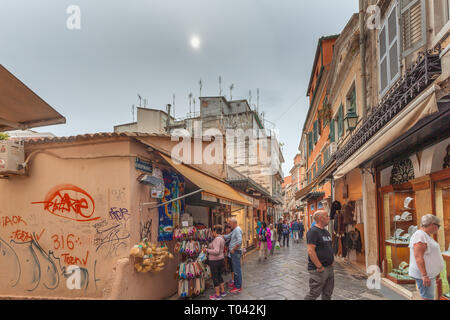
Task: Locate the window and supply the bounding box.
[347,85,357,114]
[401,0,426,57]
[379,4,400,96]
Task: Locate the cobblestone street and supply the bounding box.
[192,239,406,300]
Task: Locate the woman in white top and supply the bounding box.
[408,214,444,300]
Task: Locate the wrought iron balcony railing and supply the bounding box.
[335,50,442,167]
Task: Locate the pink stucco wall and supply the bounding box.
[0,137,181,299]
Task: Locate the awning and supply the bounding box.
[159,153,252,206]
[334,84,439,179]
[0,65,66,132]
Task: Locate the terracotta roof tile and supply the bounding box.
[24,132,170,145]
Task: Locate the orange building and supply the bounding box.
[295,35,338,229]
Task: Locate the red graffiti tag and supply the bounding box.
[61,251,89,266]
[10,228,45,242]
[32,184,98,222]
[1,216,27,228]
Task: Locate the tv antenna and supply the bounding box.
[172,94,176,118]
[188,92,193,117]
[131,104,135,122]
[193,96,196,116]
[257,88,260,113]
[143,98,148,108]
[199,78,203,97]
[219,76,222,96]
[137,94,142,107]
[229,84,234,100]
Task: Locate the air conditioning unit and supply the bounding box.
[329,142,337,155]
[0,140,25,174]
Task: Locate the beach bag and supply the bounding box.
[275,241,281,250]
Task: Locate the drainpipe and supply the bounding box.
[359,0,368,119]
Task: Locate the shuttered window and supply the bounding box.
[379,4,400,96]
[338,104,344,139]
[308,132,313,154]
[329,118,335,143]
[401,0,426,57]
[313,120,318,145]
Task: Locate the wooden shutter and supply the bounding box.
[308,132,313,154]
[401,0,426,57]
[313,120,318,144]
[329,119,335,143]
[338,105,343,138]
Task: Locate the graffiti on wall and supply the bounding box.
[0,233,89,292]
[109,207,130,221]
[93,218,130,258]
[31,184,98,222]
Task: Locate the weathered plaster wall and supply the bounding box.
[0,140,132,298]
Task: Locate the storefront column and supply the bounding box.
[362,169,379,269]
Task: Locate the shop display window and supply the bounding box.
[382,184,417,284]
[435,177,450,300]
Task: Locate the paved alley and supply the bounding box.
[191,239,405,300]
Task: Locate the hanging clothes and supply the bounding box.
[330,200,341,220]
[343,201,355,226]
[355,199,363,224]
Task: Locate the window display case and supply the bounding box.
[434,174,450,300]
[382,183,416,284]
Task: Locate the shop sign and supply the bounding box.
[135,157,153,173]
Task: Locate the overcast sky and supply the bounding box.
[0,0,358,175]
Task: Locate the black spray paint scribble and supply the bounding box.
[0,234,89,292]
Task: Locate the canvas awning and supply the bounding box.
[159,153,252,206]
[334,84,439,179]
[0,65,66,132]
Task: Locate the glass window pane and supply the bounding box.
[380,57,388,93]
[388,6,398,44]
[389,43,399,81]
[379,26,387,57]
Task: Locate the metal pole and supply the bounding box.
[140,188,204,209]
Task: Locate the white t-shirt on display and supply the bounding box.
[408,229,444,279]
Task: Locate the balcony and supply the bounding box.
[335,50,442,167]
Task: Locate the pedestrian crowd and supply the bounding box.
[202,209,444,301]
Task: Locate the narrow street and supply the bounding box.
[192,239,405,300]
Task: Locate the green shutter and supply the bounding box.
[313,120,318,144]
[329,119,335,142]
[308,132,313,154]
[338,104,343,138]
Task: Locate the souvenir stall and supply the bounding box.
[130,167,182,275]
[332,169,366,268]
[380,184,417,284]
[375,137,450,298]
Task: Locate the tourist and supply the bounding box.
[409,214,444,300]
[258,222,272,261]
[223,217,243,294]
[299,219,305,239]
[269,223,276,255]
[224,224,233,277]
[207,226,226,300]
[292,219,300,243]
[256,220,262,249]
[305,210,334,300]
[276,218,283,244]
[282,220,290,247]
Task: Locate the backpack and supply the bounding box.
[282,224,289,235]
[260,228,267,241]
